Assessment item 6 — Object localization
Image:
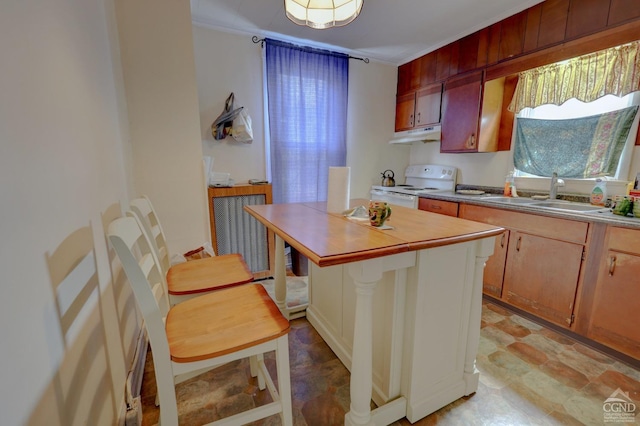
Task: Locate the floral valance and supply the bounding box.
[508,41,640,113]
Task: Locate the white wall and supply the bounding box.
[0,0,134,423]
[116,0,209,255]
[411,142,640,195]
[193,25,407,200]
[194,25,640,198]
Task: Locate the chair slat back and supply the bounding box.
[107,216,177,415]
[108,217,170,322]
[129,196,171,275]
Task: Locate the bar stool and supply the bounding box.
[128,196,254,304]
[108,216,292,425]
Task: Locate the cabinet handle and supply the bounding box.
[608,255,617,276]
[410,114,414,127]
[500,233,505,248]
[417,112,421,124]
[466,133,476,148]
[431,204,442,210]
[516,236,522,252]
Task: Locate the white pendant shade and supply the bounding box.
[285,0,363,29]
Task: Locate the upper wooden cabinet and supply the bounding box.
[440,71,483,152]
[397,59,421,95]
[394,0,640,151]
[537,0,570,48]
[457,33,481,74]
[419,52,438,86]
[608,0,640,26]
[441,71,514,153]
[566,0,610,39]
[395,92,416,131]
[415,84,442,128]
[395,83,442,131]
[499,11,527,61]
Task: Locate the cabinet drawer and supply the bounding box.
[606,227,640,255]
[418,198,458,217]
[459,204,588,244]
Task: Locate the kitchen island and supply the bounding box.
[245,200,503,425]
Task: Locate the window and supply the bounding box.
[514,93,639,180]
[264,39,348,204]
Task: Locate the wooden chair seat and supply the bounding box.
[167,284,289,362]
[166,253,253,297]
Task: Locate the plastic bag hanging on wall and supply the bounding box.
[231,108,253,143]
[211,93,243,140]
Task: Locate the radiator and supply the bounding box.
[124,328,147,426]
[213,194,269,274]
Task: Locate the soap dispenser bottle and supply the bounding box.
[590,178,607,206]
[504,171,514,197]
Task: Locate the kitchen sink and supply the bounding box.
[481,196,611,213]
[533,201,611,213]
[482,196,539,204]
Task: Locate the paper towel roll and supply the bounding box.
[327,167,351,213]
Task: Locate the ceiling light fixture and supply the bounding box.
[285,0,363,29]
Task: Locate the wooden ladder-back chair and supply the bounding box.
[107,216,292,425]
[128,196,254,304]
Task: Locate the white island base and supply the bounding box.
[306,237,495,424]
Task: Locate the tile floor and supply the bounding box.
[140,300,640,425]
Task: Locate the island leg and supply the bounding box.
[345,260,382,426]
[274,235,288,315]
[464,237,495,394]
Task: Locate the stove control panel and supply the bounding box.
[405,164,457,181]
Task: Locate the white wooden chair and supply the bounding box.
[128,196,254,304]
[108,216,292,425]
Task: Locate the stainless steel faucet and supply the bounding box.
[550,172,565,199]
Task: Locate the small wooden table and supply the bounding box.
[245,199,503,425]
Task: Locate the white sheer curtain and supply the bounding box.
[265,38,348,204]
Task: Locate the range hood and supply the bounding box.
[389,125,441,144]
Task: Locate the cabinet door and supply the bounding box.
[483,230,509,298]
[566,0,610,39]
[503,231,583,328]
[523,3,542,53]
[537,0,570,48]
[588,251,640,359]
[397,60,421,95]
[420,51,438,86]
[395,92,416,131]
[415,84,442,127]
[499,11,527,61]
[441,71,483,153]
[457,32,480,74]
[608,0,640,26]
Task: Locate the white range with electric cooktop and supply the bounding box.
[371,164,458,208]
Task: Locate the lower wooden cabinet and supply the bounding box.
[417,198,459,216]
[502,231,583,327]
[483,230,509,298]
[417,198,640,361]
[459,204,588,328]
[587,227,640,359]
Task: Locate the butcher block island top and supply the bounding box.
[245,199,504,425]
[244,199,503,267]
